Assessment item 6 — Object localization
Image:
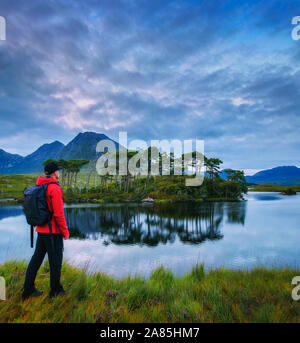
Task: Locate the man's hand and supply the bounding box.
[63,234,69,240]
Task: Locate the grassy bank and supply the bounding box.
[0,261,299,323]
[0,174,37,200]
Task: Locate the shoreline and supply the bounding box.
[0,197,245,206]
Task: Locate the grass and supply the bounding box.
[0,174,37,200]
[0,260,299,323]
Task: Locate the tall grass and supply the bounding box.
[0,261,299,323]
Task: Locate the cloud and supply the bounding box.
[0,0,299,168]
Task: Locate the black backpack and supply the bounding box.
[23,182,57,249]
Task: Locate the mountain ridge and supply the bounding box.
[245,165,300,186]
[0,149,24,172]
[1,135,300,183]
[0,132,120,174]
[218,166,300,186]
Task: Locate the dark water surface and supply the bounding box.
[0,192,299,278]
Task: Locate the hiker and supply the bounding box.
[22,162,70,300]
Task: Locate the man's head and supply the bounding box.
[44,162,60,180]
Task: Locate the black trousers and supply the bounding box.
[23,232,64,297]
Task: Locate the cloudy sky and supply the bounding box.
[0,0,299,171]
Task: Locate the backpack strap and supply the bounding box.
[30,225,34,248]
[44,181,61,187]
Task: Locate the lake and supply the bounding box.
[0,192,299,278]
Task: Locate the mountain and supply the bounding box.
[0,132,121,174]
[58,132,120,161]
[13,141,65,174]
[0,141,65,174]
[0,149,23,173]
[218,169,232,180]
[246,166,300,186]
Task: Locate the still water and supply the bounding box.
[0,192,299,278]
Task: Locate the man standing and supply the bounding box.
[22,162,70,300]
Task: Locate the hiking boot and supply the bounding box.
[22,289,43,301]
[50,290,67,299]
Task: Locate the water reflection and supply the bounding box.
[0,206,23,221]
[252,194,282,201]
[1,194,300,277]
[65,202,246,246]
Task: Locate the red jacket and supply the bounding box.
[35,176,69,238]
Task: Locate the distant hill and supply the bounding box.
[218,169,232,180]
[218,167,300,186]
[0,132,121,174]
[59,132,120,161]
[0,149,23,173]
[0,141,65,174]
[12,141,65,174]
[245,166,300,186]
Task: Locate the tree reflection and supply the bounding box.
[65,201,246,246]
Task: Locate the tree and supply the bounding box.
[225,169,247,198]
[204,157,223,179]
[67,159,89,189]
[42,158,89,190]
[43,159,56,167]
[57,158,69,189]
